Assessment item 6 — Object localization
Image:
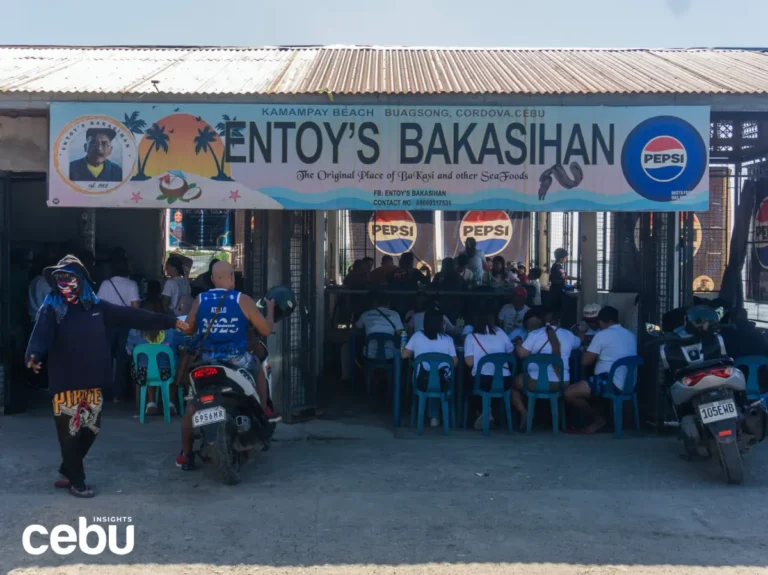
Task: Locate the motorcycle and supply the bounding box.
[646,307,767,484]
[187,285,296,485]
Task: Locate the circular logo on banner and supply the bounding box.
[367,211,417,256]
[621,116,706,202]
[53,116,138,195]
[694,275,715,292]
[633,214,701,255]
[459,211,513,257]
[753,198,768,269]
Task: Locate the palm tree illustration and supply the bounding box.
[123,111,146,136]
[194,125,233,182]
[133,123,170,181]
[211,114,242,181]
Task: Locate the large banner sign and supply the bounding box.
[49,103,710,212]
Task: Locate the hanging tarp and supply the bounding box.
[49,103,709,212]
[442,211,529,265]
[348,210,436,272]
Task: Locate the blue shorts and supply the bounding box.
[588,373,620,397]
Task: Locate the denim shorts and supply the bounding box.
[588,373,620,397]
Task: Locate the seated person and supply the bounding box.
[517,264,529,283]
[406,297,455,335]
[355,293,404,359]
[514,310,580,430]
[498,286,529,334]
[402,309,458,427]
[463,303,515,430]
[482,255,518,288]
[369,255,397,286]
[564,306,637,434]
[572,303,602,346]
[126,298,183,416]
[343,260,370,290]
[176,262,279,471]
[455,253,475,283]
[509,307,544,346]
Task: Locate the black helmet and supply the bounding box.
[684,305,719,336]
[257,284,297,323]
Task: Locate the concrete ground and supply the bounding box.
[1,406,767,575]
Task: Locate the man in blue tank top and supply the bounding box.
[176,261,276,471]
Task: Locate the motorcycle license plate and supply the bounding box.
[698,399,737,424]
[193,406,226,427]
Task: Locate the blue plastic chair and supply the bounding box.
[522,354,566,435]
[463,353,516,436]
[601,355,644,438]
[409,353,455,435]
[364,333,399,395]
[133,344,183,424]
[734,355,768,403]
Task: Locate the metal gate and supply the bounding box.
[281,211,317,420]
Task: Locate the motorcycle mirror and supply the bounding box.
[645,323,661,335]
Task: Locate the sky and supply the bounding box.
[5,0,768,48]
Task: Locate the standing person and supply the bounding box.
[498,287,529,334]
[192,258,217,295]
[515,310,581,430]
[402,309,458,427]
[517,264,529,284]
[97,255,141,401]
[564,306,637,433]
[162,256,191,316]
[25,255,185,497]
[369,255,397,286]
[462,237,488,282]
[549,248,577,311]
[463,303,515,430]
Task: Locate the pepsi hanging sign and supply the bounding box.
[621,116,707,203]
[368,211,417,255]
[460,211,513,256]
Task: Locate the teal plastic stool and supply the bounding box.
[133,344,183,424]
[522,354,566,435]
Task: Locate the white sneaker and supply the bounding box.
[430,417,440,427]
[474,414,494,430]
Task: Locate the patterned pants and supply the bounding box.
[52,388,103,489]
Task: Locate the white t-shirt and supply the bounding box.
[405,331,457,372]
[162,277,191,315]
[458,268,474,282]
[498,304,528,334]
[356,307,404,359]
[97,276,140,307]
[587,324,638,390]
[28,275,50,321]
[522,327,581,382]
[530,279,542,306]
[407,311,454,334]
[465,250,486,280]
[464,329,514,377]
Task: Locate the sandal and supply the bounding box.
[54,475,91,490]
[145,402,158,415]
[69,485,95,498]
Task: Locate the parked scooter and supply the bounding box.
[647,305,767,484]
[187,285,296,485]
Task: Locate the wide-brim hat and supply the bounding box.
[43,255,94,288]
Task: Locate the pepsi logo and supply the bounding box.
[753,198,768,269]
[641,136,687,183]
[621,116,707,202]
[367,210,417,256]
[459,211,512,256]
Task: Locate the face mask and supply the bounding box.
[55,274,80,304]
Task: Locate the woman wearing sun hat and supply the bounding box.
[25,255,187,498]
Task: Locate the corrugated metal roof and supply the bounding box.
[1,46,768,96]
